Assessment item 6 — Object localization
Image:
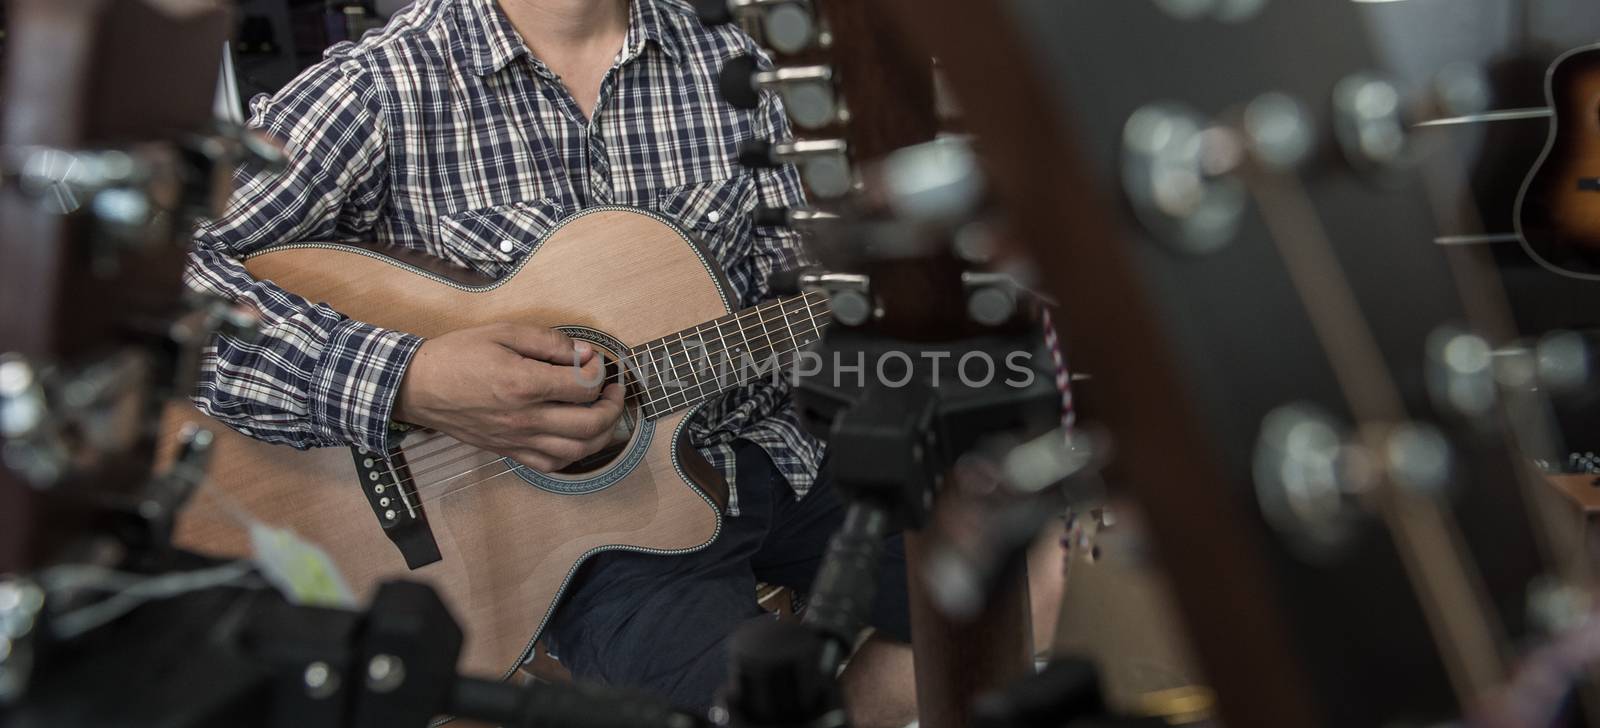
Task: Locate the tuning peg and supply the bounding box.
[719,54,838,129]
[961,272,1021,327]
[694,0,819,55]
[755,204,840,229]
[738,138,851,198]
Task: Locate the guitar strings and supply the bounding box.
[388,311,831,492]
[394,301,830,470]
[394,324,830,500]
[375,318,831,503]
[396,292,827,461]
[393,342,827,509]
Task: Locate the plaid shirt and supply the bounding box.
[186,0,823,510]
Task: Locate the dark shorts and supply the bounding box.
[545,439,911,710]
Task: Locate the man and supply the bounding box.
[186,0,916,723]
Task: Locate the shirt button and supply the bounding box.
[706,210,721,223]
[499,240,515,253]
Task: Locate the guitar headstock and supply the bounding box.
[873,0,1590,724]
[696,0,938,208]
[0,0,251,570]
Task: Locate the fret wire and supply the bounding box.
[628,309,832,416]
[677,329,713,401]
[399,316,833,499]
[643,296,793,398]
[643,312,830,415]
[630,310,825,419]
[801,292,824,342]
[638,321,829,418]
[392,301,835,475]
[410,294,834,456]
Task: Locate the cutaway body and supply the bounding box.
[169,209,734,679]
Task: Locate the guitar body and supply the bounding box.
[1517,43,1600,278]
[168,208,731,679]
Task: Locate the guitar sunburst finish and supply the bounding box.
[168,208,777,679]
[1517,43,1600,278]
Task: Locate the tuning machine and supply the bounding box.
[1332,65,1491,172]
[694,0,822,55]
[789,269,874,327]
[719,54,840,130]
[1254,403,1457,562]
[1122,94,1314,254]
[739,137,851,199]
[755,204,840,231]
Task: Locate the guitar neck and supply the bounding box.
[626,290,831,419]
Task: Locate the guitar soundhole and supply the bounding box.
[510,326,655,495]
[554,352,642,476]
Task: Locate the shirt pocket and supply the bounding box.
[436,197,570,273]
[652,176,757,261]
[652,176,759,306]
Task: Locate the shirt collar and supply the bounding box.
[621,0,682,65]
[461,0,681,77]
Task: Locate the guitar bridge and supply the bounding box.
[1578,177,1600,191]
[351,445,442,569]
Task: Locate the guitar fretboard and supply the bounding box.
[624,290,831,418]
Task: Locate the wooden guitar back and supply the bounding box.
[1519,45,1600,277]
[169,208,729,678]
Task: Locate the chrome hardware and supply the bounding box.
[719,56,838,129]
[1430,62,1492,119]
[728,61,837,130]
[1536,330,1591,394]
[882,137,983,226]
[782,139,849,199]
[1242,92,1314,171]
[0,355,46,441]
[794,271,872,326]
[0,578,44,705]
[953,223,998,264]
[1413,108,1551,129]
[366,654,406,693]
[1253,404,1369,559]
[303,661,340,699]
[1383,423,1452,498]
[829,290,872,326]
[3,123,282,259]
[1425,326,1495,419]
[1121,103,1248,255]
[961,272,1022,327]
[741,138,850,199]
[142,424,216,524]
[0,351,148,488]
[1333,73,1407,170]
[696,0,818,55]
[760,1,818,54]
[762,65,836,129]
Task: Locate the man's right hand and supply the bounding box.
[393,323,624,472]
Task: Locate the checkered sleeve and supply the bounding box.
[745,81,813,305]
[184,58,422,454]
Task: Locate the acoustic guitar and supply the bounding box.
[169,206,830,679]
[1517,43,1600,278]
